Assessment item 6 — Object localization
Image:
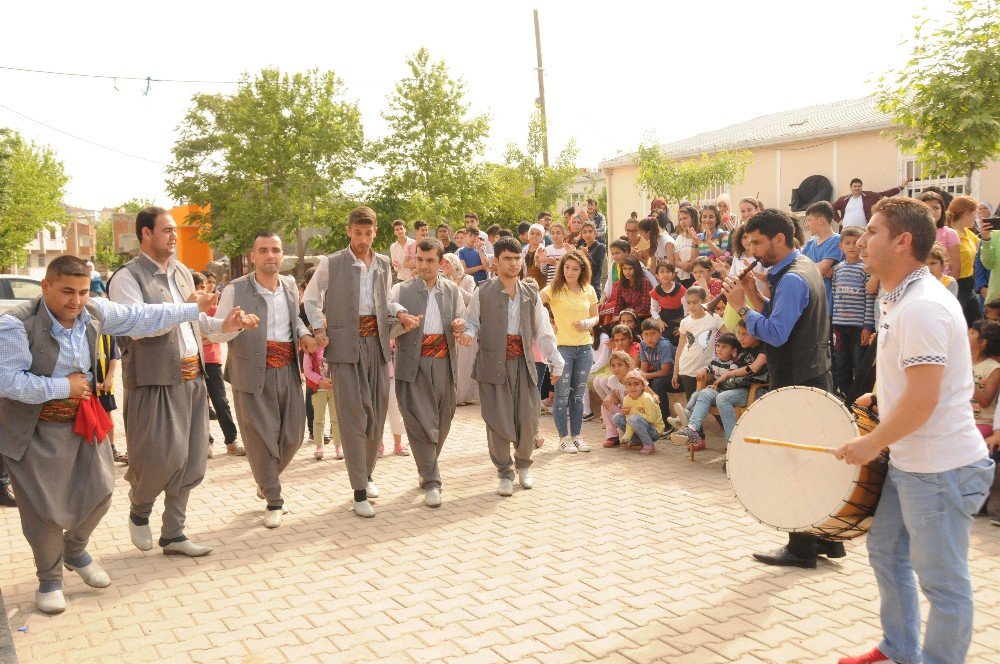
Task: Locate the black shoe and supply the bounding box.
[818,540,847,559]
[0,483,16,508]
[752,546,817,569]
[208,408,218,420]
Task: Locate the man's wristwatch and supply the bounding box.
[737,306,749,317]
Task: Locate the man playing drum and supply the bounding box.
[722,209,846,567]
[834,197,994,664]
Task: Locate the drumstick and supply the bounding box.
[743,436,836,454]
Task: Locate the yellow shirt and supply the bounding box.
[958,226,979,279]
[622,392,665,438]
[541,283,599,347]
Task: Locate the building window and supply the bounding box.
[49,228,57,240]
[79,236,91,247]
[899,156,968,199]
[38,254,45,267]
[698,184,731,208]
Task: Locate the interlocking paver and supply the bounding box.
[1,383,998,663]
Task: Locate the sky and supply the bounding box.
[0,0,952,211]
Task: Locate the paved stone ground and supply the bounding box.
[2,385,999,664]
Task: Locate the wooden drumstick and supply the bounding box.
[743,436,836,454]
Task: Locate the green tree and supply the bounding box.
[167,68,365,277]
[0,129,68,271]
[372,48,490,226]
[876,0,1000,188]
[635,141,752,205]
[94,218,125,272]
[117,197,156,213]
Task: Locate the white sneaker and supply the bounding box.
[35,589,66,614]
[314,444,325,460]
[366,481,380,499]
[517,468,533,489]
[354,500,375,518]
[162,540,212,557]
[64,560,111,588]
[497,478,514,496]
[129,520,152,551]
[425,487,442,508]
[263,508,282,529]
[559,436,578,454]
[673,402,689,426]
[666,416,684,431]
[573,436,591,452]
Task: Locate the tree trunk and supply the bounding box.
[231,253,247,279]
[295,224,305,281]
[966,163,975,197]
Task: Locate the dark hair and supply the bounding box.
[415,237,444,259]
[638,217,660,248]
[413,220,428,231]
[304,266,316,283]
[537,211,551,221]
[678,205,701,233]
[619,256,645,291]
[348,206,377,226]
[611,324,634,341]
[871,196,936,262]
[493,236,522,258]
[840,226,864,240]
[464,212,479,221]
[498,229,513,238]
[692,256,714,272]
[654,259,676,274]
[917,191,947,228]
[192,272,205,287]
[716,332,740,349]
[464,226,478,236]
[392,219,407,230]
[972,320,1000,357]
[730,224,748,258]
[201,270,215,280]
[701,204,723,230]
[485,224,501,237]
[550,250,593,296]
[736,318,748,330]
[586,197,597,206]
[44,255,90,281]
[135,206,169,243]
[805,200,835,224]
[437,223,451,231]
[687,285,708,301]
[640,318,662,332]
[850,178,863,187]
[517,221,531,235]
[563,206,575,216]
[921,185,954,208]
[252,230,280,248]
[744,209,796,247]
[610,239,631,254]
[986,298,1000,314]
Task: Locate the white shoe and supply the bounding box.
[35,589,66,614]
[573,436,591,452]
[517,468,533,489]
[666,416,684,431]
[64,560,111,588]
[425,487,441,508]
[497,478,514,497]
[263,509,282,529]
[559,436,578,454]
[162,540,212,557]
[129,520,152,551]
[673,402,689,426]
[314,445,325,460]
[354,500,375,518]
[366,481,379,499]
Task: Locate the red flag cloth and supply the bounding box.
[73,396,114,444]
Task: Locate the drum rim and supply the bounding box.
[727,385,863,533]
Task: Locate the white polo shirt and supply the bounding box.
[876,267,987,473]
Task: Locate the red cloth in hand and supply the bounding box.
[73,396,114,444]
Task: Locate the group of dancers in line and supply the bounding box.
[0,205,569,615]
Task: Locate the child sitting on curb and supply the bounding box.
[612,369,666,455]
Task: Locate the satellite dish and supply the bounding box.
[790,175,834,212]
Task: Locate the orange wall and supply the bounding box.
[171,205,213,272]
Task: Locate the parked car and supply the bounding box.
[0,275,43,315]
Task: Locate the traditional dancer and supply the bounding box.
[208,231,316,528]
[303,206,417,518]
[389,237,466,508]
[0,256,247,613]
[459,237,564,496]
[108,207,253,557]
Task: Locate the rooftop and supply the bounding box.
[600,95,894,168]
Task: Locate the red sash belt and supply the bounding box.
[180,356,202,382]
[38,398,80,423]
[359,315,379,337]
[39,397,113,445]
[420,334,449,358]
[506,335,525,360]
[266,341,295,368]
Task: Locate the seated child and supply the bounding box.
[649,259,686,346]
[592,324,640,402]
[639,318,676,409]
[611,369,666,455]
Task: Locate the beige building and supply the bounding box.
[599,96,1000,239]
[557,168,606,213]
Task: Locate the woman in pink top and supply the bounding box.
[920,191,960,276]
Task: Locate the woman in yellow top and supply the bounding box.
[540,251,599,454]
[948,195,983,325]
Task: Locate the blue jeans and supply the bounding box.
[553,345,594,437]
[685,387,755,444]
[611,412,658,446]
[867,459,994,664]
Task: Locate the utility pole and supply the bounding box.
[533,9,549,167]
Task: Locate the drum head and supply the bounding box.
[728,386,860,532]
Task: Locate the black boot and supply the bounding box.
[0,481,16,508]
[817,539,847,558]
[753,533,819,569]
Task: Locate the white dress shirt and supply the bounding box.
[303,247,402,329]
[208,273,310,343]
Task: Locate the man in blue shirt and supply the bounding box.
[723,209,843,570]
[457,225,490,285]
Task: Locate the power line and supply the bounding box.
[0,65,240,85]
[0,103,169,166]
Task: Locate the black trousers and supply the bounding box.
[305,385,315,438]
[204,362,238,445]
[832,326,865,398]
[0,458,8,484]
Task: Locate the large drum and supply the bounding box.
[727,386,887,541]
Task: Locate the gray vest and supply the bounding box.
[110,255,203,388]
[322,249,392,365]
[393,278,462,384]
[0,297,102,461]
[223,273,303,394]
[765,254,833,389]
[472,279,538,386]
